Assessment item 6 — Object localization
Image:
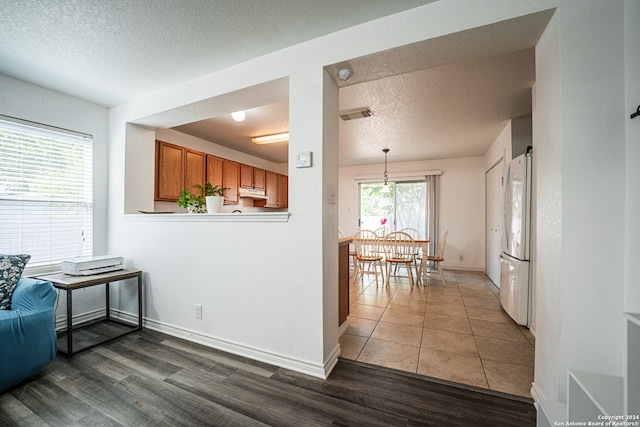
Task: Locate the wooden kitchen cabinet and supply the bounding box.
[222,160,239,204]
[253,168,265,190]
[206,155,223,188]
[338,237,352,326]
[277,174,288,208]
[240,164,266,190]
[155,140,279,206]
[185,150,205,192]
[256,171,278,208]
[240,164,254,188]
[254,171,287,208]
[155,140,206,201]
[155,140,184,201]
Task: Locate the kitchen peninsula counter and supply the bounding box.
[126,212,290,222]
[339,236,353,326]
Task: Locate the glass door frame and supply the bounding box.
[358,180,427,236]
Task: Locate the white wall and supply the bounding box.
[339,156,485,271]
[0,73,110,325]
[533,1,627,402]
[484,121,509,171]
[624,0,640,314]
[108,0,558,380]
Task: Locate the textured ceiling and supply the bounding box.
[335,47,536,166]
[0,0,434,107]
[175,11,552,166]
[0,1,553,165]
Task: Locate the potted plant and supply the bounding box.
[194,182,228,214]
[177,182,229,213]
[177,187,206,213]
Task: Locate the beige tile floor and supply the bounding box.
[339,268,535,398]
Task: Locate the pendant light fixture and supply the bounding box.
[381,148,391,193]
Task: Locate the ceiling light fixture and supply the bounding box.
[381,148,391,193]
[251,132,289,144]
[337,67,353,81]
[231,111,246,122]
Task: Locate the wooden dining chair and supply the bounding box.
[400,227,423,282]
[418,230,448,286]
[353,230,385,287]
[384,231,417,288]
[399,227,421,240]
[374,226,393,238]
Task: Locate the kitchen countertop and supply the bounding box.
[339,236,353,246]
[125,212,290,222]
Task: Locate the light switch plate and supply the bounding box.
[296,151,312,168]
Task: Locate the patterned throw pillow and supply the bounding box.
[0,254,31,310]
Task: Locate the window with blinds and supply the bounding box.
[0,115,93,267]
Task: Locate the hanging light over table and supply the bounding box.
[381,148,391,193]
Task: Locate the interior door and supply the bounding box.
[486,160,503,287]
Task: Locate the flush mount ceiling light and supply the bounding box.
[337,67,353,81]
[251,132,289,144]
[339,107,373,121]
[231,111,246,122]
[381,148,391,193]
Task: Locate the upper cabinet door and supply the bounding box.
[277,174,288,208]
[222,160,240,204]
[155,140,184,201]
[255,170,278,208]
[253,168,265,190]
[206,155,224,188]
[184,150,206,192]
[240,164,254,188]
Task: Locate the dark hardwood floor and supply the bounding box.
[0,330,536,426]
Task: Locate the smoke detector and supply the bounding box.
[339,107,373,121]
[337,67,353,81]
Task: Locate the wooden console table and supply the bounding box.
[37,269,143,357]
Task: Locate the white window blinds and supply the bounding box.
[0,116,93,267]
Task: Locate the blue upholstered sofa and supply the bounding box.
[0,277,57,392]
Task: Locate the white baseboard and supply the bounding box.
[142,316,333,380]
[55,308,104,330]
[441,265,484,272]
[55,309,344,380]
[338,319,350,337]
[530,381,545,406]
[323,343,341,378]
[55,307,139,330]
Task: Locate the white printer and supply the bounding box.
[60,255,124,276]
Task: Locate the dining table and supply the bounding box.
[347,235,430,282]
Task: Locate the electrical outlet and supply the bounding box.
[459,254,464,262]
[195,304,202,319]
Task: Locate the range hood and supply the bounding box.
[238,188,268,199]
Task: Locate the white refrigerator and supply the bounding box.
[499,152,532,327]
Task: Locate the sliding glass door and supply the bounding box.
[359,181,427,236]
